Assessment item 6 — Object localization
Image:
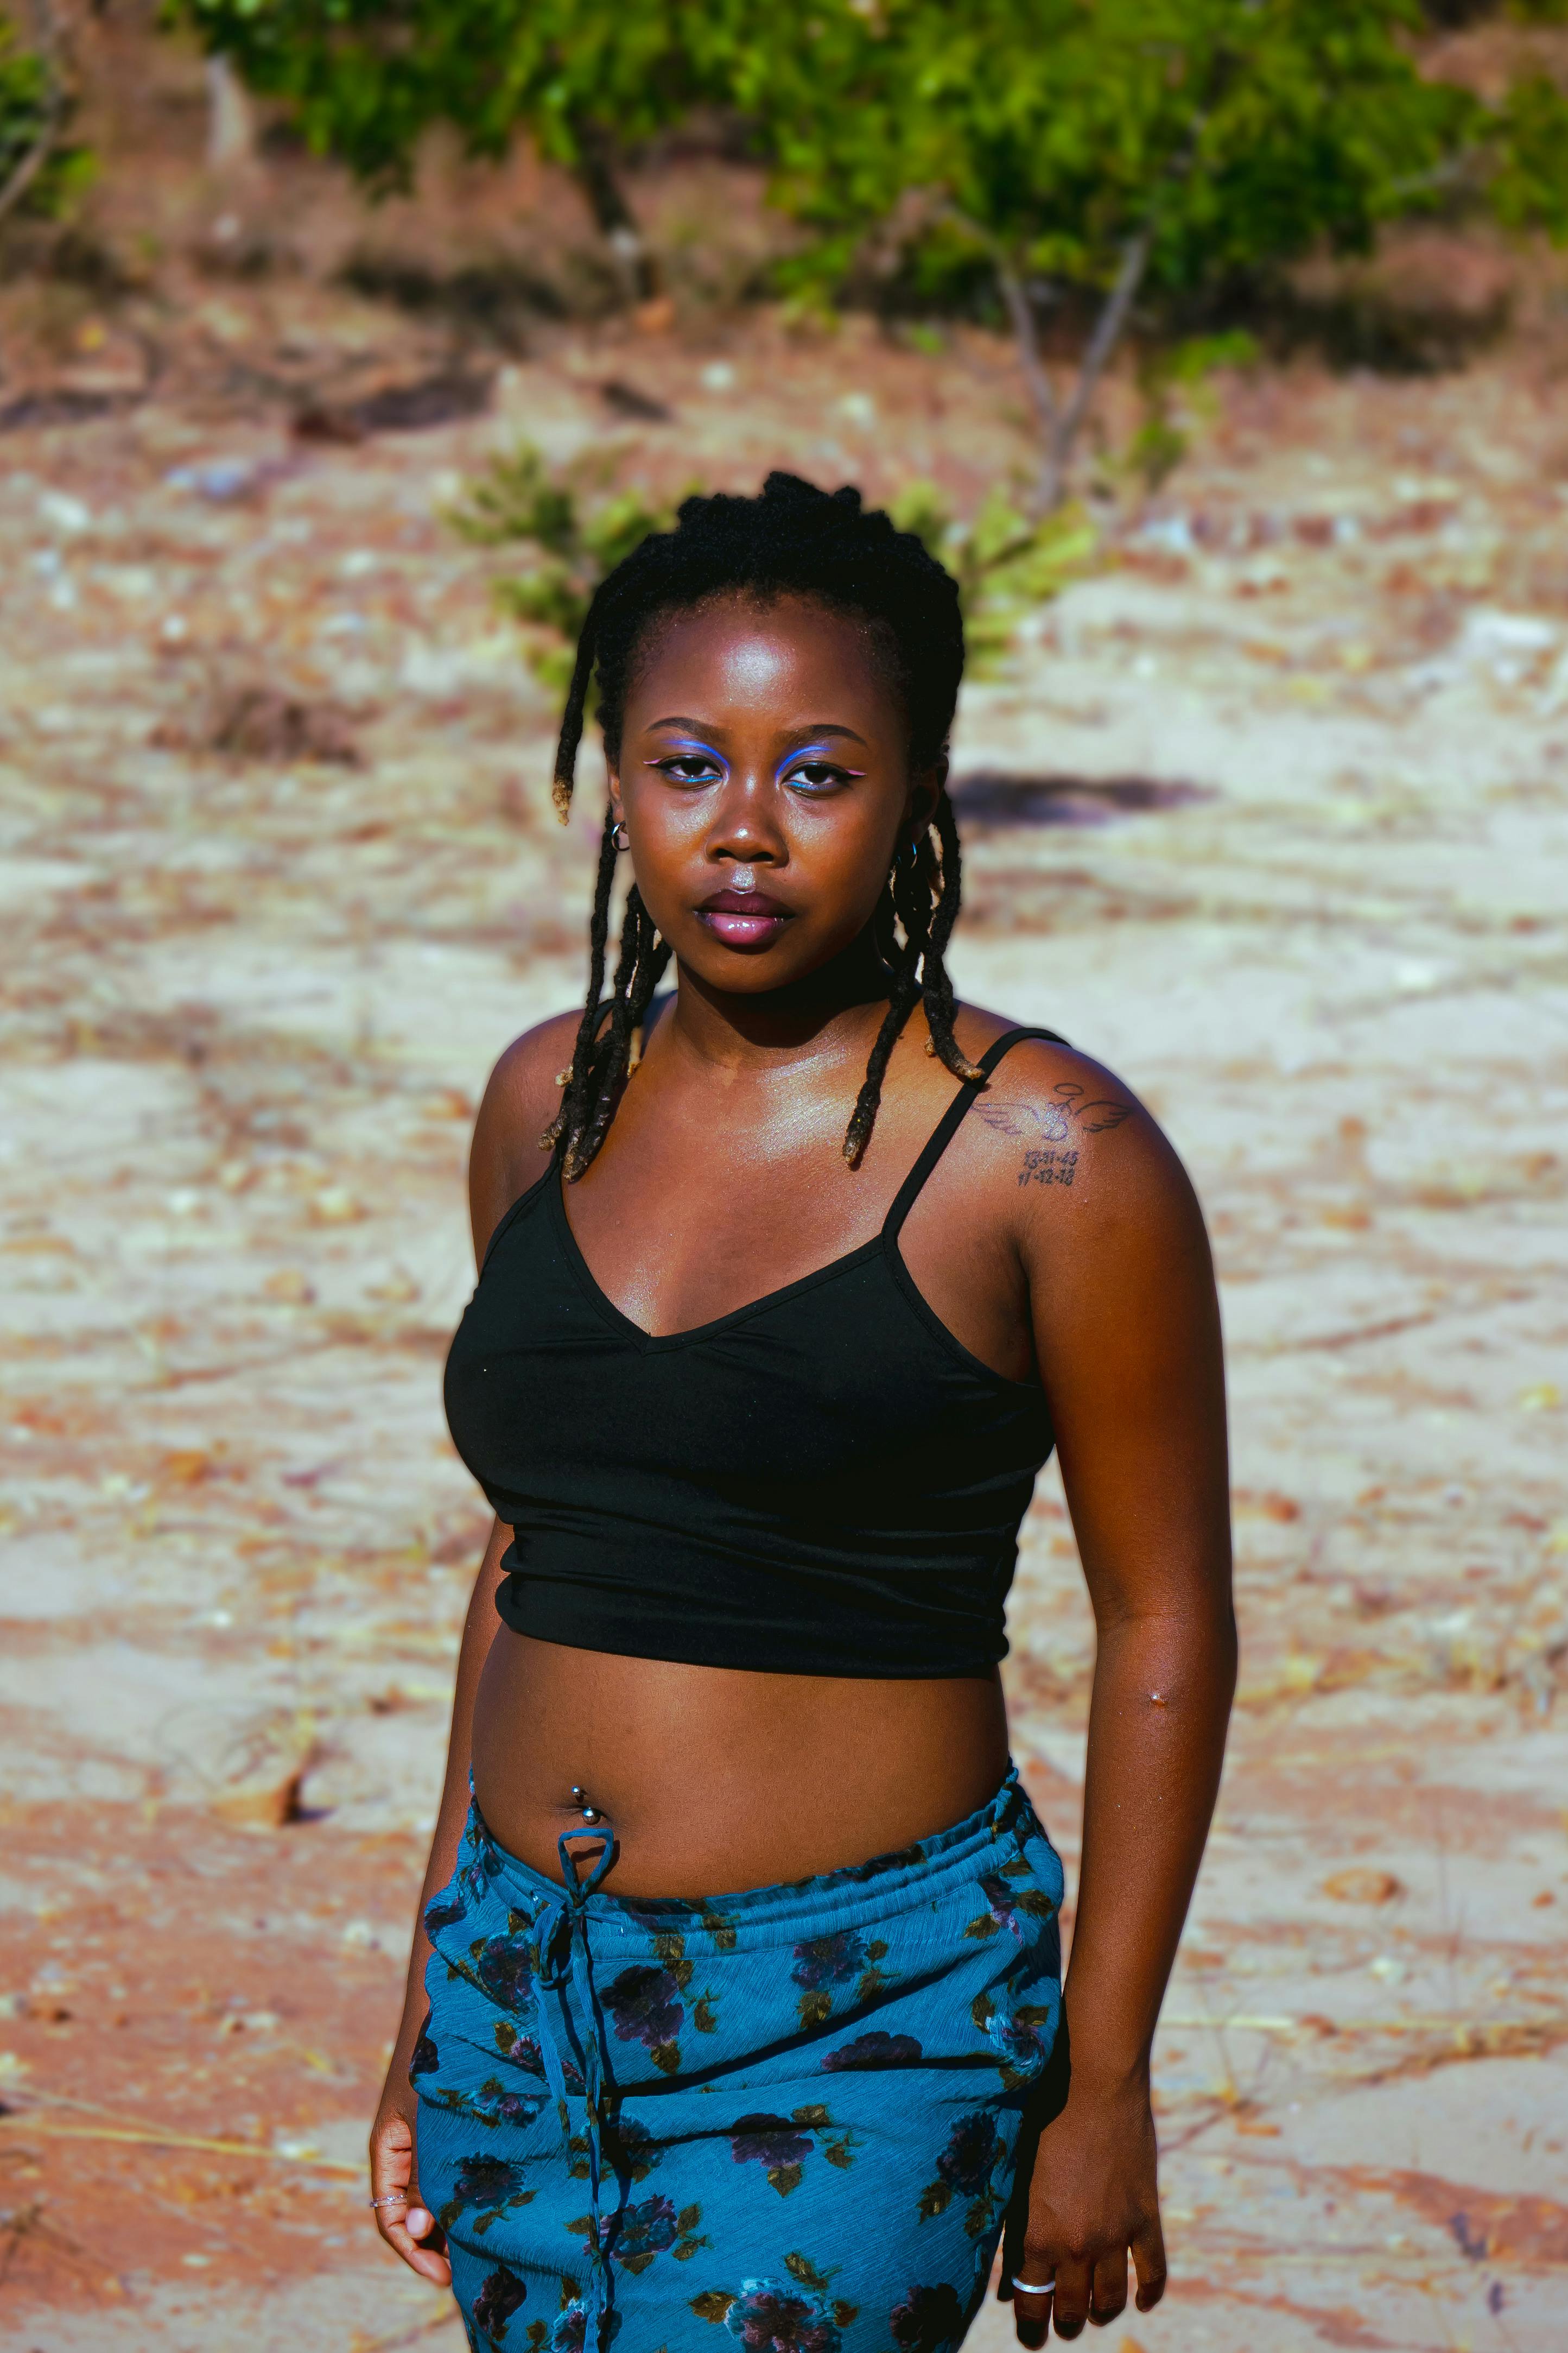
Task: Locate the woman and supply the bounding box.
[369,475,1235,2353]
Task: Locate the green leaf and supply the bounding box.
[457,439,673,680]
[526,642,578,697]
[1486,71,1568,239]
[888,479,952,559]
[0,18,89,222]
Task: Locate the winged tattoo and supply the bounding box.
[975,1083,1135,1188]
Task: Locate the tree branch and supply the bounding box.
[1022,80,1219,511]
[571,116,661,306]
[932,198,1063,447]
[994,252,1059,439]
[1037,221,1152,511]
[0,0,63,229]
[0,110,56,225]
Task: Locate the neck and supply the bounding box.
[665,929,899,1076]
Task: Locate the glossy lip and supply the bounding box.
[699,887,792,916]
[695,884,795,951]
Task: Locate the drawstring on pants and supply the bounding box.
[533,1824,617,2345]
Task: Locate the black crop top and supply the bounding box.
[443,1027,1061,1679]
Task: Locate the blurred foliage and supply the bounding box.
[1127,331,1259,496]
[887,480,1097,667]
[181,1,1568,260]
[1486,73,1568,237]
[183,0,1568,504]
[0,12,90,221]
[761,2,1476,293]
[452,444,676,693]
[748,0,1568,501]
[176,0,751,191]
[1419,0,1568,19]
[455,444,1094,688]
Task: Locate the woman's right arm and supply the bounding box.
[369,1012,579,2278]
[368,1515,511,2282]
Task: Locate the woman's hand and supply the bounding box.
[369,2067,452,2287]
[1004,2073,1166,2343]
[366,1526,513,2293]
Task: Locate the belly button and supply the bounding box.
[570,1783,604,1825]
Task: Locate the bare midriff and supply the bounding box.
[470,1627,1011,1899]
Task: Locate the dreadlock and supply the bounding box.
[541,471,979,1180]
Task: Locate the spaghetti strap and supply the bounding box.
[882,1026,1069,1242]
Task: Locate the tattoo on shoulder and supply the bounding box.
[976,1084,1136,1188]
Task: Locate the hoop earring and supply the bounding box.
[612,820,631,852]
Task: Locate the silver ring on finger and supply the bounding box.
[369,2192,409,2210]
[1012,2278,1056,2295]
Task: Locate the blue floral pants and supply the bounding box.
[414,1767,1064,2353]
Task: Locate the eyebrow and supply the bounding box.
[646,716,870,747]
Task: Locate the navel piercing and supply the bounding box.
[570,1784,604,1825]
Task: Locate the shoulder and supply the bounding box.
[949,1008,1207,1266]
[467,1009,583,1264]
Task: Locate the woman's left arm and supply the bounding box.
[1005,1055,1236,2343]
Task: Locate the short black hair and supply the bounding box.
[543,472,979,1179]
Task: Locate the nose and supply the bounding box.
[705,766,788,869]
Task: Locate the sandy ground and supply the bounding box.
[2,118,1567,2353]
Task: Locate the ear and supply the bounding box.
[905,755,947,843]
[606,756,624,826]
